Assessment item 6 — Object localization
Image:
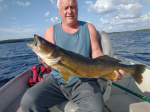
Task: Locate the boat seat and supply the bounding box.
[49,30,114,112]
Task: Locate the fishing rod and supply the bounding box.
[112,82,150,103]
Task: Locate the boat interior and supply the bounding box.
[0,31,149,112]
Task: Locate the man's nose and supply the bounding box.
[67,7,73,14]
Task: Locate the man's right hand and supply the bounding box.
[38,56,51,68]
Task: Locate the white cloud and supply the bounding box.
[50,0,55,5]
[85,0,149,32]
[117,3,142,19]
[85,0,117,14]
[0,4,7,12]
[0,26,45,41]
[12,17,16,20]
[141,12,150,21]
[45,12,50,17]
[49,0,57,8]
[50,17,59,23]
[100,18,109,24]
[0,26,35,33]
[113,0,139,4]
[0,0,3,2]
[108,26,113,29]
[85,0,142,19]
[17,1,30,6]
[98,11,150,32]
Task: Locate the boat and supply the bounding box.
[0,31,150,112]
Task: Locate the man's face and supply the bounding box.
[58,0,78,26]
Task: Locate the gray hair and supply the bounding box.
[57,0,78,9]
[57,0,60,9]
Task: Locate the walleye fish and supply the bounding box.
[27,35,147,84]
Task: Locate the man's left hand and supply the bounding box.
[111,69,126,82]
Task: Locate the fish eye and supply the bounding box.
[42,40,45,44]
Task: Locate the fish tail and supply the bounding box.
[131,64,146,84]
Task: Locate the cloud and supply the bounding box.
[85,0,142,19]
[113,0,139,4]
[50,17,59,23]
[50,0,55,5]
[0,0,3,2]
[98,11,150,32]
[141,12,150,21]
[0,4,7,12]
[117,3,142,19]
[12,17,16,20]
[0,26,35,34]
[100,18,109,24]
[49,0,58,8]
[85,0,117,14]
[17,1,30,6]
[45,12,50,17]
[0,26,45,40]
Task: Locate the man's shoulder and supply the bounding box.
[53,22,61,27]
[79,21,95,28]
[79,20,87,25]
[46,25,53,32]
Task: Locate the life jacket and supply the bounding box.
[27,64,52,87]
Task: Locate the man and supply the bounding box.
[21,0,126,112]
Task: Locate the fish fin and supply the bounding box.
[42,57,61,66]
[59,72,71,83]
[59,62,78,75]
[44,50,54,58]
[102,71,118,79]
[131,64,146,84]
[97,55,121,62]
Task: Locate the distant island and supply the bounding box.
[107,28,150,34]
[0,28,150,44]
[0,38,34,44]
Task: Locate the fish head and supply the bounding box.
[27,34,54,59]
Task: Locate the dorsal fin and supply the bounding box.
[97,55,121,62]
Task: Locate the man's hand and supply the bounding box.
[38,56,51,68]
[111,69,126,82]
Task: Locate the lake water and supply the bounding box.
[108,31,150,64]
[0,31,150,88]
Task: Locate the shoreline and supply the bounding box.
[0,29,150,44]
[0,38,34,44]
[107,29,150,34]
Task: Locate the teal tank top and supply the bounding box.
[51,21,91,84]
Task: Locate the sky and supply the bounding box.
[0,0,150,41]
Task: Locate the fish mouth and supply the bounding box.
[27,34,40,48]
[27,34,49,59]
[26,34,43,56]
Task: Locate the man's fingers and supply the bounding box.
[118,69,126,77]
[38,56,50,68]
[38,56,43,62]
[111,70,126,82]
[115,70,121,80]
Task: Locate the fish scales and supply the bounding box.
[27,35,147,84]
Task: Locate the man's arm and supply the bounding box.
[87,22,126,80]
[44,25,55,44]
[88,23,104,58]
